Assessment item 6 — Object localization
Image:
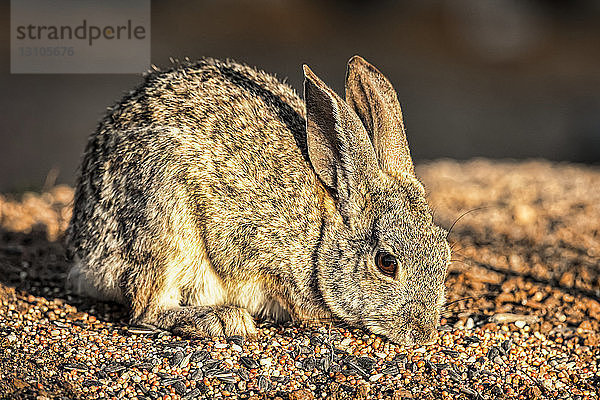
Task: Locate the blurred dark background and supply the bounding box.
[1,0,600,191]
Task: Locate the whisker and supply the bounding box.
[450,241,465,253]
[448,260,472,269]
[446,206,491,239]
[444,296,475,307]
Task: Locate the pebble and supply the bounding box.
[465,318,475,329]
[231,344,243,352]
[259,357,272,368]
[514,320,527,329]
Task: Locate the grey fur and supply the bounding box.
[67,56,450,345]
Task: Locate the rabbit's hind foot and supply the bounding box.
[150,305,257,339]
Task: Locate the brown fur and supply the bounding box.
[67,56,450,345]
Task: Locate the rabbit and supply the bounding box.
[66,55,451,345]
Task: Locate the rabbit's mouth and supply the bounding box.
[371,325,438,346]
[363,303,441,345]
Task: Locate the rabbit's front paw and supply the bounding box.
[156,305,257,339]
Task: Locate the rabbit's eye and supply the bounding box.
[375,251,398,277]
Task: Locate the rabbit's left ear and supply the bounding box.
[303,64,379,220]
[345,56,415,177]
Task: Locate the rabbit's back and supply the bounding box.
[68,59,329,319]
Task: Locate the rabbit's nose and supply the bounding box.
[404,301,439,345]
[410,326,438,345]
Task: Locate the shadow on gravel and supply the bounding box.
[0,225,326,334]
[0,226,128,325]
[449,226,600,301]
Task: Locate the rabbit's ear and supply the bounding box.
[345,55,415,177]
[303,65,378,214]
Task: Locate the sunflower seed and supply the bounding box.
[441,349,460,358]
[190,368,203,380]
[448,369,462,383]
[465,336,481,345]
[227,335,244,347]
[318,356,331,372]
[217,374,237,384]
[239,356,259,369]
[183,388,201,399]
[163,340,188,348]
[357,356,376,371]
[173,380,187,395]
[345,360,369,378]
[103,363,125,373]
[257,375,272,392]
[137,383,149,395]
[203,359,222,370]
[169,350,184,367]
[178,352,192,369]
[501,340,512,354]
[127,325,156,335]
[310,335,323,346]
[302,356,316,371]
[460,386,478,396]
[162,378,181,386]
[204,368,224,378]
[236,368,250,381]
[135,363,154,371]
[382,364,399,375]
[63,362,88,372]
[190,350,210,363]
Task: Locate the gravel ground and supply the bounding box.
[0,159,598,400]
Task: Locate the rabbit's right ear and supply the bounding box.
[345,56,415,178]
[303,65,378,218]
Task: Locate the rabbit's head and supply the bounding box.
[304,56,450,345]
